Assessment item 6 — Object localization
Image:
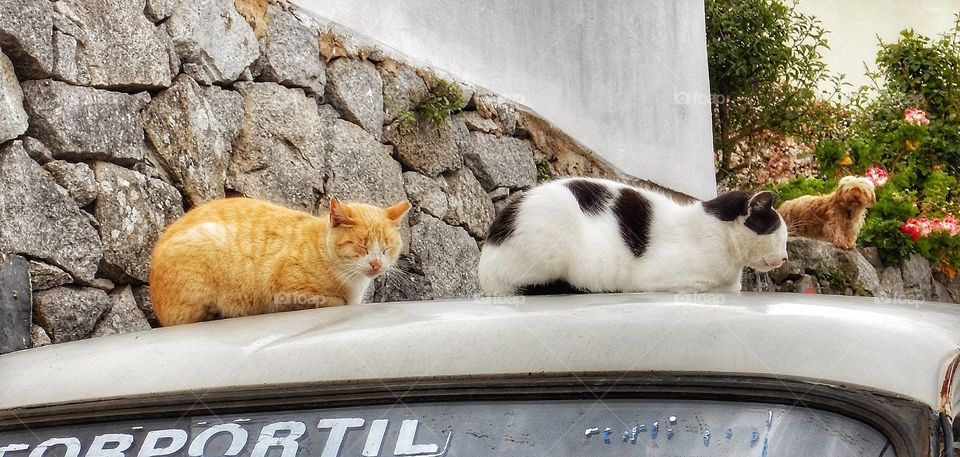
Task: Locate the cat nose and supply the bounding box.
[369,259,382,271]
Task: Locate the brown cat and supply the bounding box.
[150,196,410,326]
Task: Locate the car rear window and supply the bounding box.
[0,399,893,456]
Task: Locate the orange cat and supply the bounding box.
[150,196,410,326]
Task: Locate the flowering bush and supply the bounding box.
[900,217,959,241]
[864,167,889,187]
[769,18,960,272]
[903,108,930,126]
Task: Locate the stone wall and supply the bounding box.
[744,237,960,304]
[0,0,635,353]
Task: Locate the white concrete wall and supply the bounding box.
[292,0,717,199]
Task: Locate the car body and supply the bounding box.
[1,292,958,456]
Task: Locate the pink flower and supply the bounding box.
[864,167,889,187]
[941,216,959,236]
[904,108,930,126]
[918,217,934,237]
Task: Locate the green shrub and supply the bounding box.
[706,0,840,184]
[394,79,464,131]
[767,176,836,203]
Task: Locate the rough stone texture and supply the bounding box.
[879,267,906,299]
[42,161,97,207]
[324,121,405,205]
[460,131,537,191]
[93,286,151,337]
[409,215,481,299]
[858,247,884,271]
[132,285,156,324]
[475,93,519,135]
[0,254,32,354]
[848,252,883,296]
[51,0,176,89]
[488,187,510,201]
[945,277,960,304]
[143,75,243,206]
[458,111,499,134]
[228,82,327,211]
[0,141,102,282]
[21,136,54,164]
[443,168,495,239]
[323,117,410,249]
[28,260,73,291]
[403,172,448,219]
[316,109,393,203]
[325,58,383,140]
[145,0,175,23]
[0,0,54,79]
[770,238,841,282]
[795,274,819,294]
[740,268,775,292]
[21,80,148,165]
[770,238,882,296]
[90,278,116,292]
[380,60,429,122]
[253,4,325,96]
[932,279,953,304]
[166,0,260,84]
[384,119,465,177]
[901,253,933,301]
[370,256,432,303]
[33,286,110,343]
[30,324,51,348]
[94,162,184,283]
[0,51,28,143]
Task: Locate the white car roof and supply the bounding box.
[2,292,959,412]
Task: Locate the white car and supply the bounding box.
[0,293,957,456]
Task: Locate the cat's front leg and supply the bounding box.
[273,290,347,312]
[320,296,348,307]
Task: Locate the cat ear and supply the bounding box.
[385,200,411,224]
[748,191,776,214]
[329,196,354,227]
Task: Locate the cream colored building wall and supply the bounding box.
[798,0,960,92]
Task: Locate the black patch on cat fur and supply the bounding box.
[518,279,587,295]
[613,188,653,257]
[744,192,782,235]
[565,179,613,215]
[702,191,751,221]
[486,194,526,245]
[703,191,782,235]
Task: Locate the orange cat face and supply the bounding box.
[327,197,410,279]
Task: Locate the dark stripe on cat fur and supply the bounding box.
[613,188,652,257]
[518,279,586,295]
[565,179,613,215]
[704,191,782,235]
[486,193,526,245]
[702,191,751,221]
[745,209,782,235]
[744,192,782,235]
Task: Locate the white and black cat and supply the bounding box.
[478,177,788,295]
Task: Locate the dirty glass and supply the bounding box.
[0,399,894,456]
